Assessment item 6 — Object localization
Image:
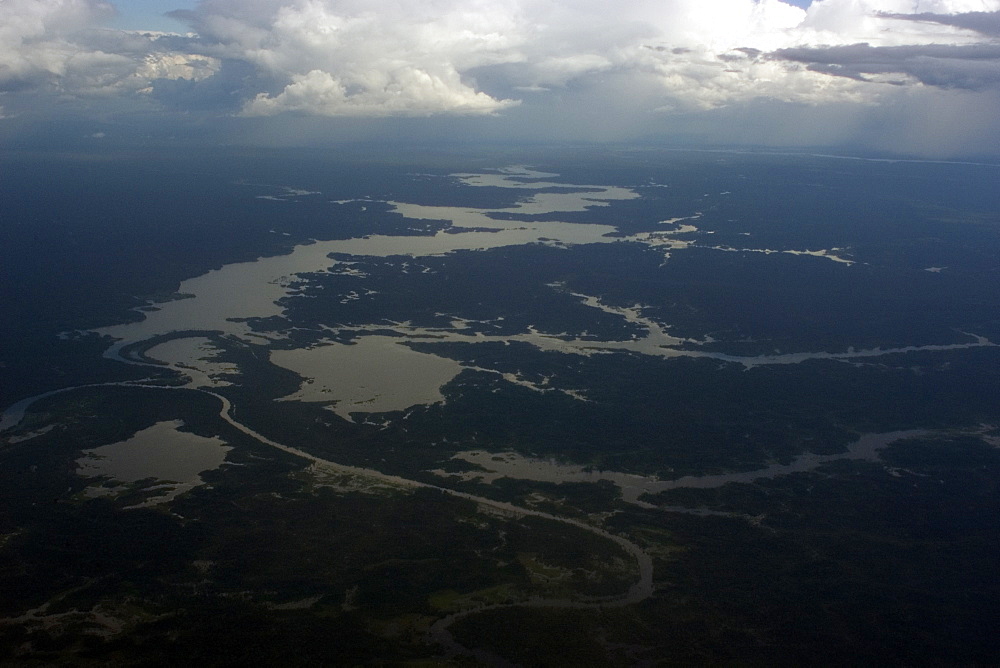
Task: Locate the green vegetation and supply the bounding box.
[3,149,1000,665]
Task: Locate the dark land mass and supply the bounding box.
[2,147,999,665]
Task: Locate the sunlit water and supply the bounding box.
[146,337,235,388]
[271,336,465,421]
[0,167,989,644]
[76,420,231,507]
[430,430,926,507]
[6,166,992,429]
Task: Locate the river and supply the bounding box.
[0,166,989,663]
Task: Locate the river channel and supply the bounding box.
[1,166,992,663]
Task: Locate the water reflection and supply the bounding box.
[431,430,926,508]
[94,168,632,355]
[271,337,465,421]
[146,337,235,388]
[85,166,993,424]
[76,420,231,507]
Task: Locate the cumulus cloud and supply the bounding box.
[242,68,517,117]
[3,0,1000,154]
[0,0,115,91]
[157,0,1000,118]
[168,0,525,116]
[0,0,218,99]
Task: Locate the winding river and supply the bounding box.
[0,368,654,664]
[1,166,990,663]
[0,367,937,663]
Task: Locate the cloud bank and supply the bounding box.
[0,0,218,98]
[2,0,1000,155]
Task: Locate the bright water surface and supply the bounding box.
[14,167,993,425]
[76,420,231,507]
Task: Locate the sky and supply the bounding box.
[2,0,999,157]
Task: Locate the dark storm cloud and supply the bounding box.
[878,10,1000,37]
[772,43,1000,91]
[147,59,262,112]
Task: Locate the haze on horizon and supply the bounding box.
[2,0,1000,157]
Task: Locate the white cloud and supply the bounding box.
[0,0,114,89]
[3,0,1000,153]
[242,67,518,117]
[163,0,1000,118]
[135,52,219,86]
[174,0,822,115]
[0,0,218,98]
[176,0,524,116]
